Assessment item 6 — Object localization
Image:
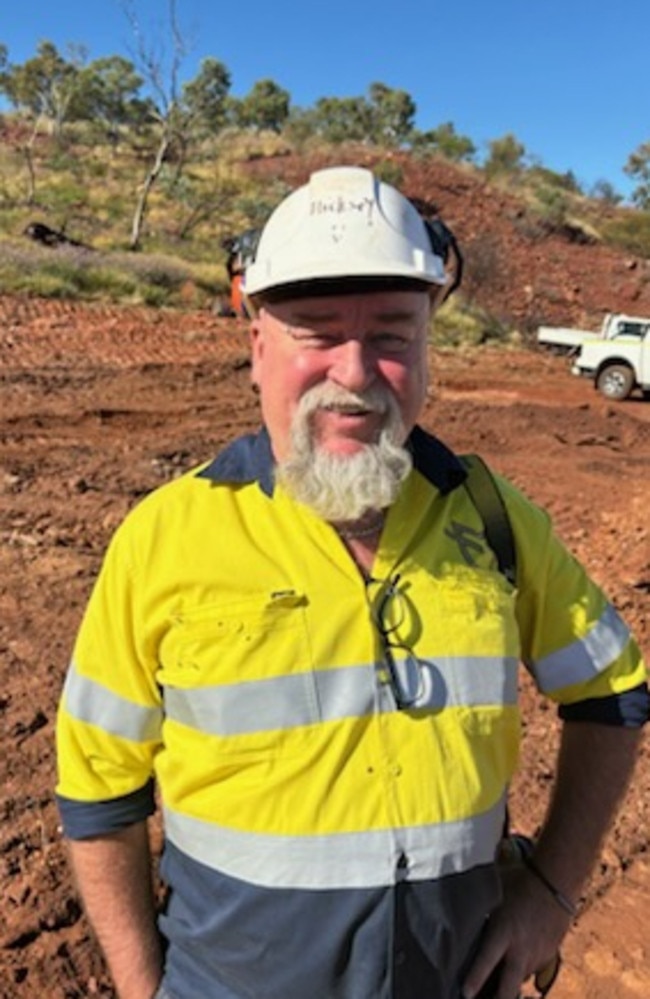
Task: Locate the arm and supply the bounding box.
[462,720,643,999]
[67,820,163,999]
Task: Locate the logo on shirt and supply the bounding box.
[444,521,487,568]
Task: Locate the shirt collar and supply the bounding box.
[196,427,276,495]
[196,424,466,497]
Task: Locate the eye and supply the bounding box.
[369,332,411,353]
[288,328,344,350]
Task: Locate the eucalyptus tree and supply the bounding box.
[367,82,415,146]
[72,55,146,146]
[120,0,231,249]
[625,142,650,210]
[0,41,86,201]
[484,133,527,178]
[0,40,85,137]
[411,121,476,162]
[229,78,290,133]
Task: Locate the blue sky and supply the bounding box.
[2,0,648,200]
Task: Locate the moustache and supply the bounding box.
[298,384,391,419]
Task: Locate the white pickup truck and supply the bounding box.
[536,312,650,354]
[571,319,650,400]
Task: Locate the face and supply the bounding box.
[250,289,431,462]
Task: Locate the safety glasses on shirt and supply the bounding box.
[367,573,425,710]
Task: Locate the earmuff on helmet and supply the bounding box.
[423,217,463,301]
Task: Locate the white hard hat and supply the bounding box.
[243,166,447,296]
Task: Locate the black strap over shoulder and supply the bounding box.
[461,455,517,587]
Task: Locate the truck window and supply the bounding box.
[614,322,645,339]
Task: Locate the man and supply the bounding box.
[56,166,648,999]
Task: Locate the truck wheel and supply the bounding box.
[596,364,635,400]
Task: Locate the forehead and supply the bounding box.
[262,289,431,326]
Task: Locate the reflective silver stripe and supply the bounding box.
[63,663,163,742]
[531,603,630,693]
[163,657,518,735]
[163,794,506,890]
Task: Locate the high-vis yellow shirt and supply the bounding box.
[56,426,648,999]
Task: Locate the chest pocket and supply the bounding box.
[157,592,319,752]
[424,569,518,657]
[420,571,520,736]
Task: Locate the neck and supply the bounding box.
[333,511,385,540]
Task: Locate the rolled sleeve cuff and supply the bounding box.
[56,779,156,839]
[559,683,650,727]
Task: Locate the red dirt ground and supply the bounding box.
[0,294,648,998]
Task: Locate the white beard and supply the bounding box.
[275,384,413,522]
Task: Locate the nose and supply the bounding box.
[328,338,375,392]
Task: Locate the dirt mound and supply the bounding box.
[0,298,648,998]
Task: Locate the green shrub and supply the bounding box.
[484,133,526,179]
[533,186,571,230]
[528,166,582,193]
[0,238,214,304]
[373,159,404,189]
[430,299,512,347]
[602,212,650,258]
[138,285,168,307]
[43,179,90,214]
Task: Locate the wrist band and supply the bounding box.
[522,854,578,917]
